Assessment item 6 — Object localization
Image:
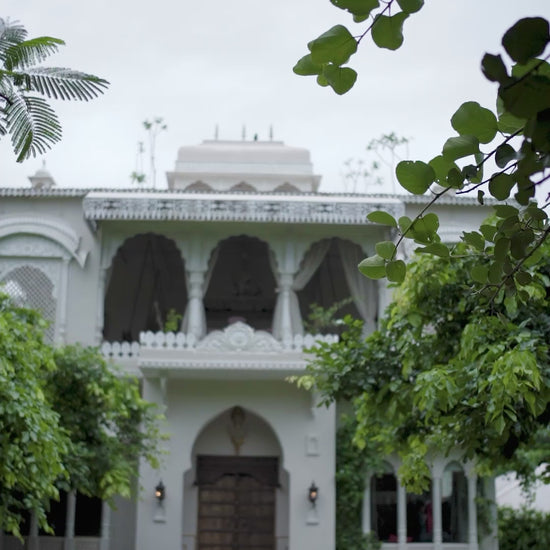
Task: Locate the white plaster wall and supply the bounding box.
[136,378,336,550]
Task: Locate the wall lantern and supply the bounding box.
[155,480,166,502]
[308,481,318,505]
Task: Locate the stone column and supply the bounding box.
[397,482,407,550]
[57,257,70,344]
[467,473,479,550]
[99,500,111,550]
[95,266,108,344]
[64,491,76,550]
[432,475,443,550]
[278,273,294,347]
[186,270,206,340]
[361,476,372,535]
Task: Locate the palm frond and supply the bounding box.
[3,89,62,162]
[0,19,27,60]
[4,37,64,71]
[11,67,109,101]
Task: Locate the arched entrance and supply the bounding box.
[183,407,289,550]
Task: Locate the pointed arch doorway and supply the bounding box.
[196,455,278,550]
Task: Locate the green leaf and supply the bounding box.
[462,231,485,251]
[480,224,497,242]
[367,210,398,227]
[293,54,322,76]
[396,0,424,13]
[358,255,387,279]
[515,271,532,286]
[488,261,503,284]
[416,243,449,258]
[502,17,550,65]
[494,204,519,218]
[376,241,397,260]
[488,173,515,200]
[451,101,498,144]
[308,25,358,65]
[494,237,510,261]
[322,64,358,95]
[499,75,550,119]
[496,96,526,134]
[330,0,379,16]
[481,53,508,83]
[386,260,406,283]
[495,143,516,168]
[470,265,488,284]
[395,160,435,194]
[371,12,409,50]
[316,74,329,86]
[428,155,458,185]
[442,135,480,161]
[398,216,413,234]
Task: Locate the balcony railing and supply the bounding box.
[102,324,338,361]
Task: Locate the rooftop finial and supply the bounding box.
[242,125,246,141]
[269,125,273,141]
[214,124,219,140]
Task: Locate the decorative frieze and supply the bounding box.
[83,193,405,225]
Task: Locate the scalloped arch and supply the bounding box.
[0,216,87,267]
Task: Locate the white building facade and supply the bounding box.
[0,139,496,550]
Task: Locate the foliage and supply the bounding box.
[0,293,163,535]
[0,293,68,536]
[300,237,550,490]
[303,297,352,333]
[335,416,382,550]
[164,307,182,332]
[45,345,164,501]
[498,506,550,550]
[295,7,550,303]
[0,17,108,162]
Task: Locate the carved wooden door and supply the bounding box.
[197,456,277,550]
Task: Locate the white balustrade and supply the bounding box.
[101,329,338,358]
[100,340,140,359]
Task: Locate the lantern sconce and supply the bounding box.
[155,480,166,503]
[308,481,318,506]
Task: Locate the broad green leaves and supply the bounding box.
[308,25,357,65]
[502,17,550,64]
[372,12,409,50]
[294,0,425,93]
[396,160,434,194]
[451,101,498,144]
[293,25,358,94]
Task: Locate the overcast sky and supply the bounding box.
[1,1,549,192]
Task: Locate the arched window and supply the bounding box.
[104,234,187,341]
[298,239,364,333]
[442,462,468,542]
[204,236,276,331]
[2,265,56,342]
[370,464,398,542]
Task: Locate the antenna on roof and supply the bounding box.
[242,125,246,141]
[269,125,273,141]
[214,124,219,140]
